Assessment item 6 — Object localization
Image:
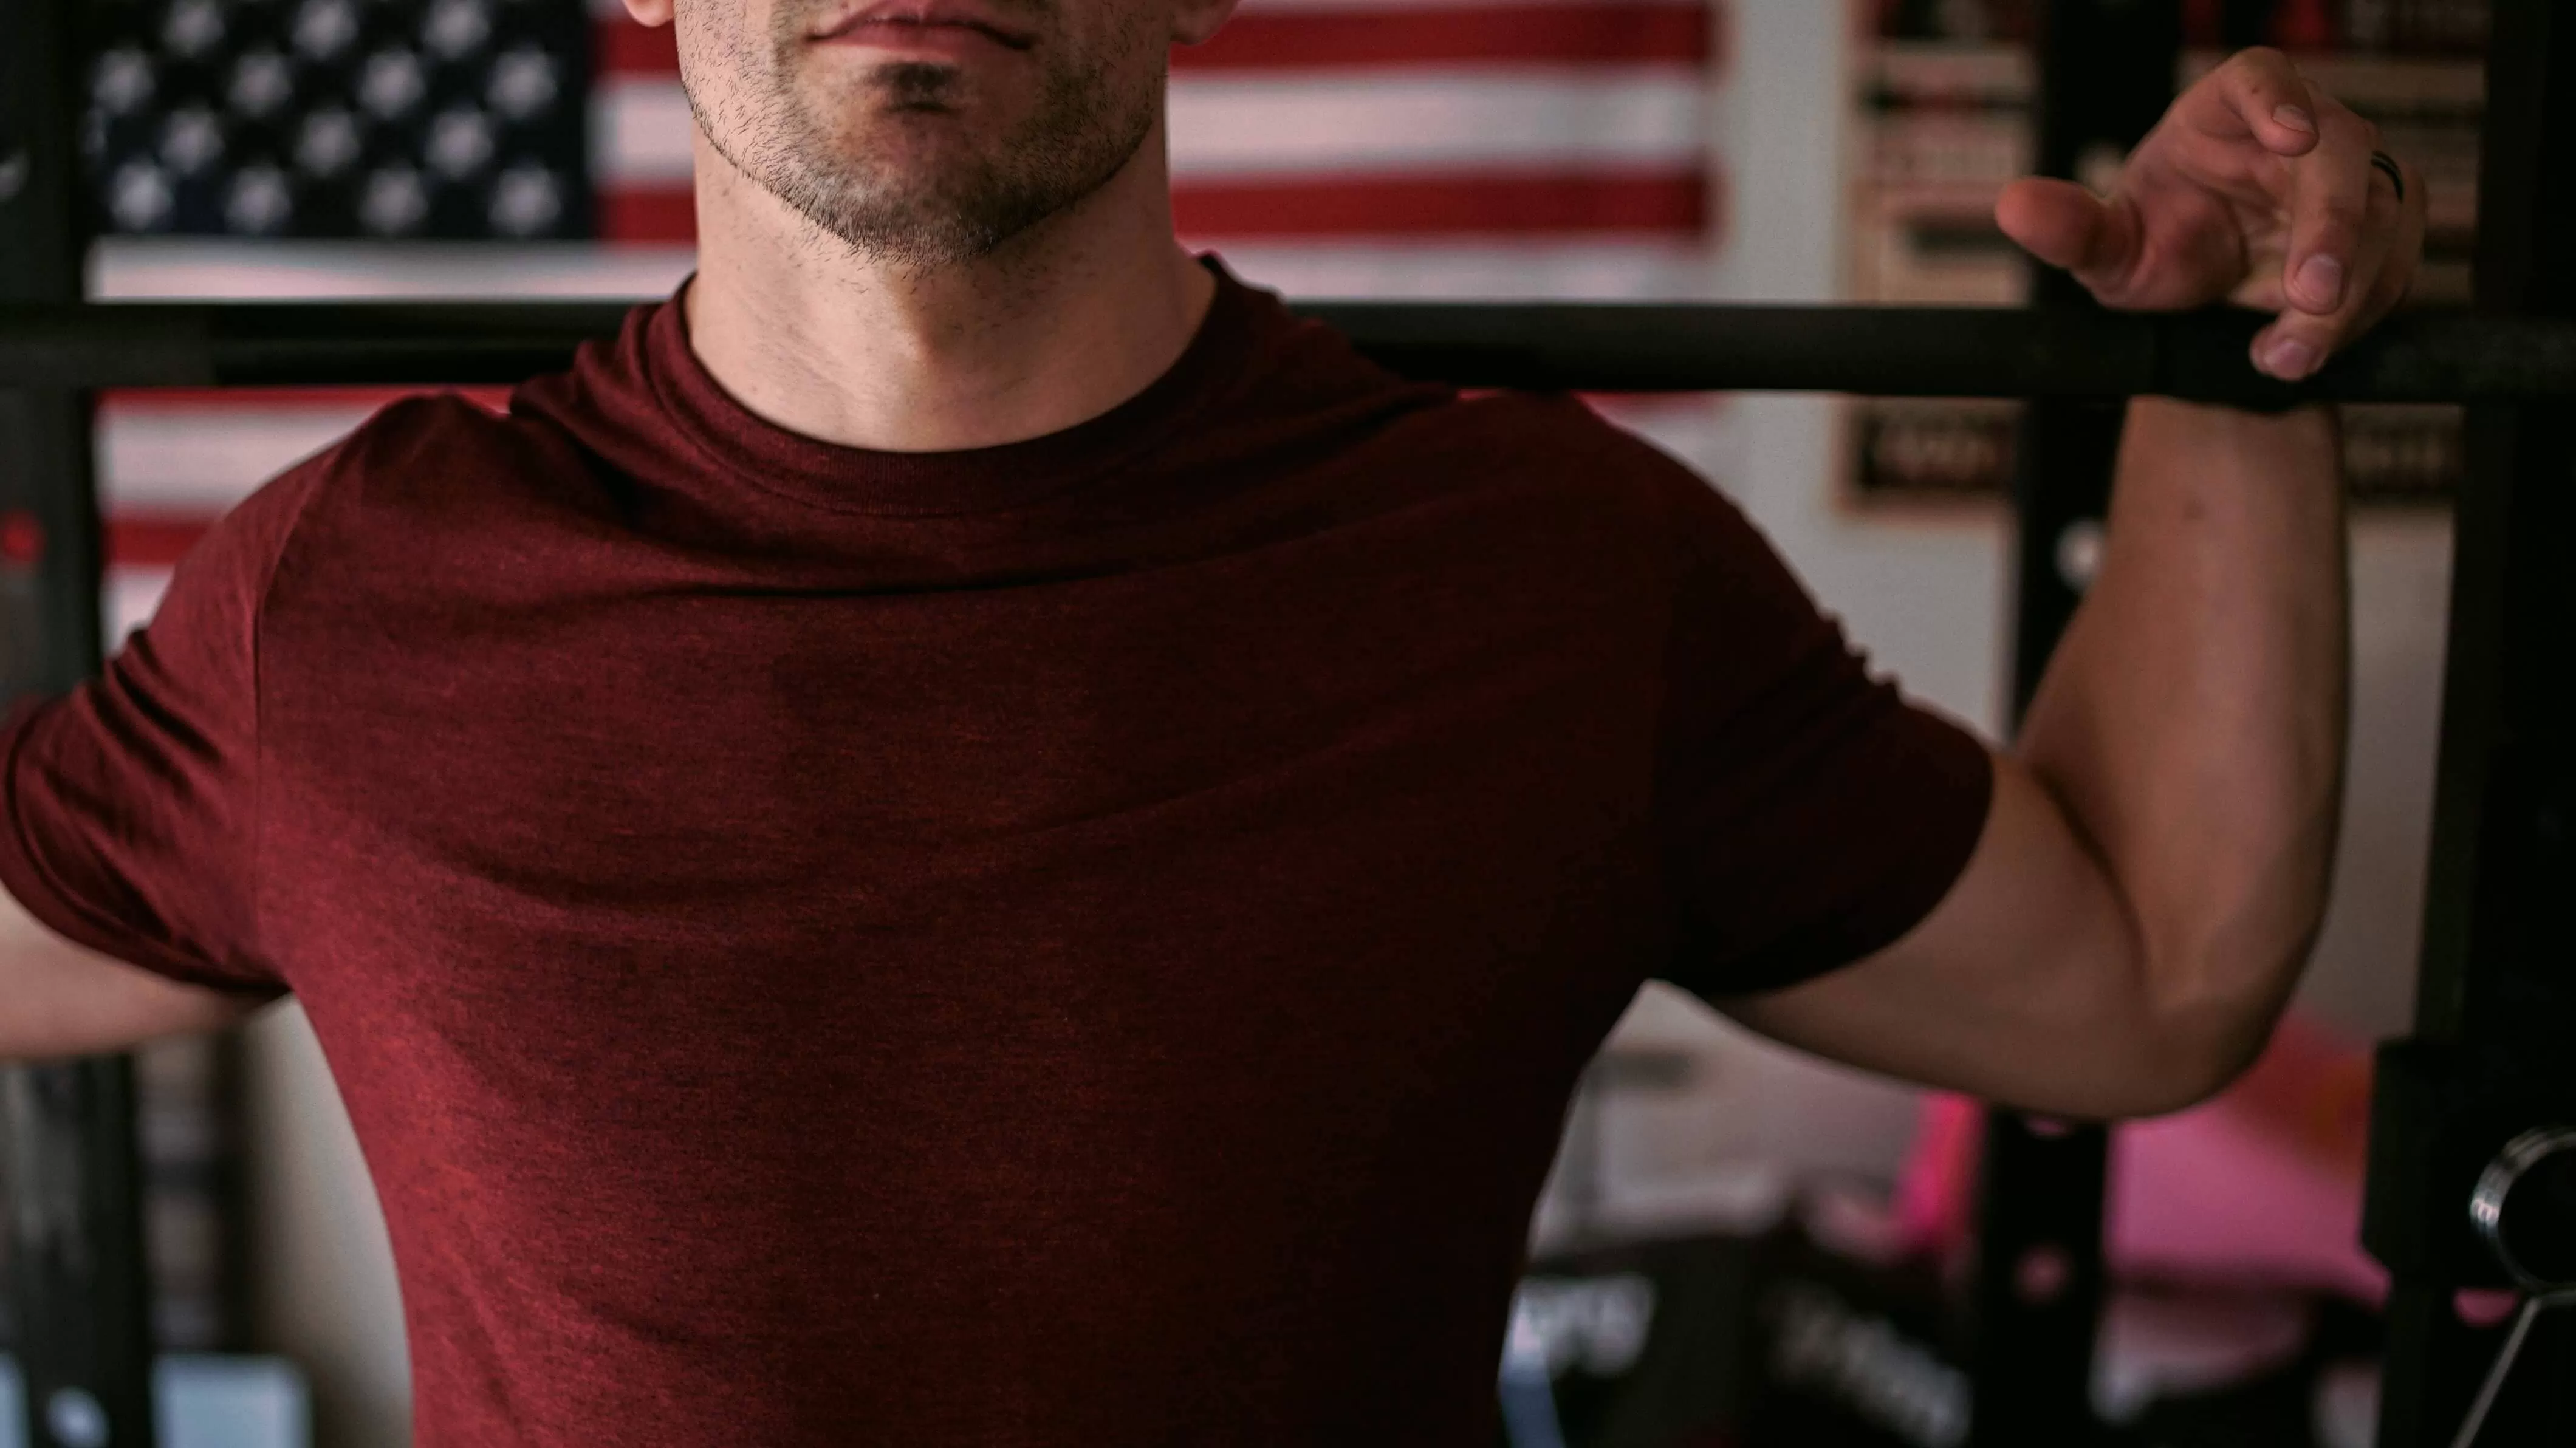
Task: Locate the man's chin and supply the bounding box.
[773,172,1027,264]
[821,106,1021,171]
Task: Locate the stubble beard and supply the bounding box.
[685,5,1162,270]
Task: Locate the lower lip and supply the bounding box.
[815,22,1023,60]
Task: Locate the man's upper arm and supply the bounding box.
[0,875,260,1061]
[0,452,331,1014]
[1645,468,2199,1119]
[1648,469,1993,999]
[1710,756,2201,1120]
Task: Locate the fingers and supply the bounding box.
[1995,177,2139,289]
[2374,155,2430,325]
[2002,44,2431,381]
[2192,48,2420,380]
[2255,148,2422,380]
[2283,106,2377,312]
[2182,47,2327,158]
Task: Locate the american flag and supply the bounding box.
[93,0,1732,640]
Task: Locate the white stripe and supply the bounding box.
[94,239,699,299]
[1168,70,1708,177]
[98,406,374,511]
[595,80,697,186]
[95,236,1727,305]
[104,568,176,647]
[1229,0,1701,10]
[1203,239,1718,299]
[597,0,1707,20]
[594,72,1709,187]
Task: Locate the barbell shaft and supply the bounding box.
[0,300,2569,402]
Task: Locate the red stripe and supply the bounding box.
[98,386,513,412]
[595,6,1714,76]
[108,516,213,569]
[601,189,701,244]
[604,174,1709,244]
[1174,173,1710,237]
[1176,7,1711,69]
[598,17,679,75]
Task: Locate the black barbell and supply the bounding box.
[0,300,2570,403]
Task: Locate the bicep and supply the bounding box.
[1710,753,2188,1119]
[0,877,262,1063]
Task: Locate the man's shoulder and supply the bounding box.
[1351,387,1732,555]
[276,387,597,537]
[323,389,576,490]
[225,387,600,609]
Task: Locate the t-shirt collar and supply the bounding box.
[642,255,1263,519]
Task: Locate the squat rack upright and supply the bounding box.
[3,3,2574,1447]
[1,2,151,1448]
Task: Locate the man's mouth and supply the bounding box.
[810,2,1038,53]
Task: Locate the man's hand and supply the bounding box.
[1996,47,2428,381]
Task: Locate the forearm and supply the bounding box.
[2015,397,2349,1074]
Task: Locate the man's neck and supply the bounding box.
[681,123,1216,456]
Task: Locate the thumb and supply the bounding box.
[1996,177,2137,292]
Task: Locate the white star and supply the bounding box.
[93,49,156,117]
[160,108,226,177]
[358,50,428,121]
[360,166,430,235]
[163,0,227,58]
[424,0,493,61]
[227,166,296,235]
[428,108,496,180]
[487,47,558,121]
[488,163,562,237]
[295,109,363,178]
[109,162,174,231]
[230,51,296,119]
[292,0,359,61]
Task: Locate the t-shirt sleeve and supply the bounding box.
[0,459,326,1000]
[1651,474,1995,1000]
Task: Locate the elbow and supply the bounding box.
[2116,937,2324,1119]
[2108,846,2336,1119]
[2113,1009,2280,1119]
[2006,991,2292,1122]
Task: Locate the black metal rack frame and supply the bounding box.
[0,300,2570,401]
[3,2,2570,1446]
[1,1,154,1447]
[2362,1,2576,1441]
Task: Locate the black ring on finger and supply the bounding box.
[2371,151,2406,204]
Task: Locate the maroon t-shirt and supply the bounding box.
[0,259,1989,1446]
